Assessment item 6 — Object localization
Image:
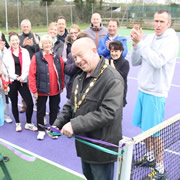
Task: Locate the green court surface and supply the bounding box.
[0,139,85,180]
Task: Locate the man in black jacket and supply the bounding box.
[19,19,40,113]
[53,37,124,180]
[57,16,68,43]
[19,19,40,59]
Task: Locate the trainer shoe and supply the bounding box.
[37,131,45,140]
[4,116,13,123]
[25,123,38,131]
[143,168,167,180]
[16,123,22,132]
[135,155,156,168]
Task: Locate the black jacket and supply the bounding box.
[1,33,9,48]
[64,53,82,99]
[54,57,124,164]
[35,51,64,94]
[53,39,65,57]
[19,32,40,59]
[109,56,130,106]
[57,29,68,43]
[66,36,72,56]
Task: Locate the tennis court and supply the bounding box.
[0,29,180,180]
[0,138,85,180]
[116,114,180,180]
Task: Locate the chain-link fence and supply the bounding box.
[0,1,180,32]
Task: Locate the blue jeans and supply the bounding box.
[81,160,114,180]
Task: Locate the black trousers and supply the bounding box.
[8,81,33,123]
[37,94,60,131]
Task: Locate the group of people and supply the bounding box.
[0,9,179,180]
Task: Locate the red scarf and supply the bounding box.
[11,46,23,75]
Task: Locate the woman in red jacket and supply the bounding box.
[29,34,65,140]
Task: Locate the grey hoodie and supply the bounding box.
[131,28,179,98]
[84,24,108,46]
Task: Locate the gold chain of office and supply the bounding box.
[74,63,107,113]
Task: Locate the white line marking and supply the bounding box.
[0,138,86,179]
[137,141,180,156]
[164,148,180,156]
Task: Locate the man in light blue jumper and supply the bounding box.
[131,10,179,180]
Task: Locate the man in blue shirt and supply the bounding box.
[97,18,128,59]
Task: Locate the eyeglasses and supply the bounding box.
[70,32,79,35]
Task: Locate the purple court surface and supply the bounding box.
[0,35,180,178]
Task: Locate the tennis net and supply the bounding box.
[116,113,180,180]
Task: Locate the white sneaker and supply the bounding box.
[25,123,38,131]
[16,123,22,132]
[44,116,47,125]
[37,131,45,140]
[51,135,59,139]
[4,116,13,123]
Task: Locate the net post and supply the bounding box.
[116,137,134,180]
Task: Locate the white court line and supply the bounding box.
[138,141,180,156]
[0,138,86,179]
[128,76,180,88]
[164,148,180,156]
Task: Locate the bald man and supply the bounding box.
[84,13,108,47]
[53,37,124,180]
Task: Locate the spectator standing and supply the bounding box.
[28,35,65,140]
[0,32,13,123]
[97,18,128,59]
[64,26,83,99]
[0,55,10,162]
[65,24,81,55]
[84,13,108,47]
[3,32,37,132]
[48,22,67,115]
[19,19,40,59]
[57,16,68,43]
[57,16,69,89]
[48,22,67,61]
[130,10,179,179]
[19,19,40,113]
[0,54,9,126]
[107,40,130,107]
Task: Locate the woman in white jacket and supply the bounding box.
[3,32,37,132]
